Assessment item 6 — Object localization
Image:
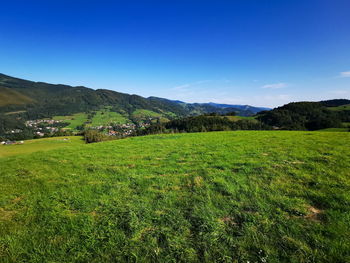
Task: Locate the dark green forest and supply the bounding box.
[257,101,350,130]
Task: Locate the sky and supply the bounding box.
[0,0,349,107]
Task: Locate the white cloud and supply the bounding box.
[261,83,288,89]
[173,84,191,90]
[172,80,211,91]
[340,71,350,78]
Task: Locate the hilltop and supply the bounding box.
[257,100,350,130]
[0,131,349,262]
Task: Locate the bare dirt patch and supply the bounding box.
[305,206,323,222]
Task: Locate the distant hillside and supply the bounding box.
[0,73,190,134]
[204,102,270,114]
[320,99,350,107]
[0,86,34,106]
[0,73,187,118]
[0,73,270,134]
[148,97,266,117]
[258,100,350,130]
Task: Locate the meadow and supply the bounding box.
[0,136,84,158]
[90,109,129,126]
[0,131,349,262]
[53,113,89,130]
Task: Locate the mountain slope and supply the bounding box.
[0,86,34,106]
[257,100,350,130]
[148,97,267,116]
[204,102,270,114]
[0,73,188,117]
[0,73,269,118]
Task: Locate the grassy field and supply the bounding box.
[132,109,162,119]
[327,104,350,111]
[0,136,84,158]
[317,127,349,132]
[221,116,258,123]
[0,87,34,107]
[90,109,129,126]
[53,113,89,130]
[0,131,349,262]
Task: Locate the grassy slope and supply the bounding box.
[0,136,84,158]
[90,109,129,126]
[53,113,89,130]
[218,116,258,122]
[317,127,349,132]
[132,109,162,119]
[0,131,349,262]
[0,87,34,107]
[327,104,350,111]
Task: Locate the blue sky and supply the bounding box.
[0,0,349,107]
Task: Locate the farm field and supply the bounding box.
[327,104,350,111]
[220,115,258,122]
[90,109,129,126]
[0,131,349,262]
[317,127,349,132]
[0,136,84,158]
[53,113,89,130]
[132,109,163,120]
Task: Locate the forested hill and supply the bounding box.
[0,73,189,118]
[258,100,350,130]
[0,73,266,121]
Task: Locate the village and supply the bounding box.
[91,121,152,137]
[25,119,63,137]
[1,116,155,144]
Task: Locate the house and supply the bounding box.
[4,141,16,145]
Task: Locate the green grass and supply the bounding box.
[90,109,129,126]
[222,116,258,123]
[0,131,349,262]
[132,109,162,119]
[0,87,34,107]
[317,127,349,132]
[4,111,27,115]
[327,104,350,111]
[0,136,84,158]
[53,113,89,130]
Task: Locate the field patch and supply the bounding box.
[132,109,162,119]
[53,113,89,130]
[90,109,129,126]
[0,87,34,106]
[327,104,350,111]
[0,136,84,158]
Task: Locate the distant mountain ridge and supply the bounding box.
[202,102,270,114]
[147,97,268,116]
[0,73,269,134]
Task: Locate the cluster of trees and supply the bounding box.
[0,128,74,141]
[203,112,236,116]
[136,115,270,135]
[257,102,350,130]
[83,129,114,143]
